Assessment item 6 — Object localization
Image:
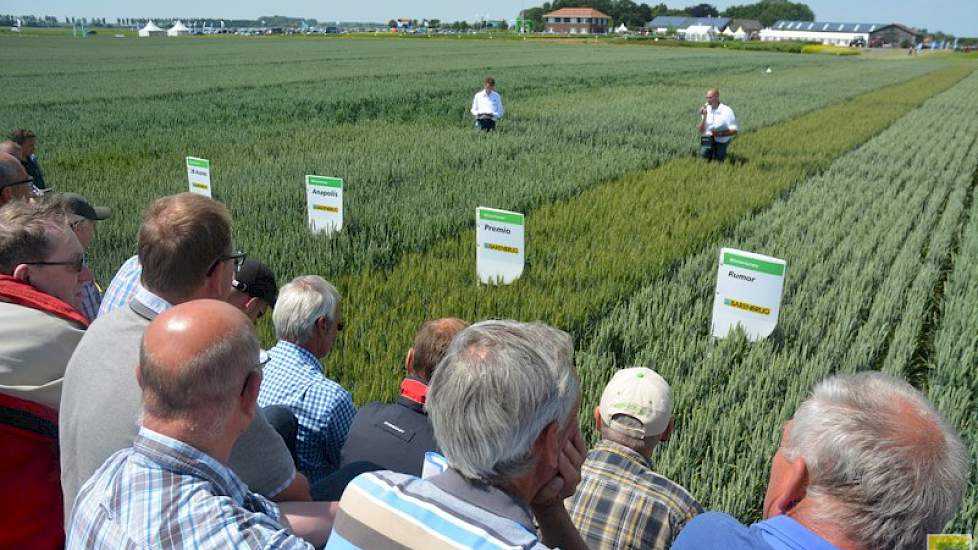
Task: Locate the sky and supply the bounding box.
[4,0,976,35]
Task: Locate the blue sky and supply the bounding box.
[5,1,976,35]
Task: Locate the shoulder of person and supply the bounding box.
[672,511,756,548]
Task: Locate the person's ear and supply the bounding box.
[240,370,261,421]
[404,348,415,375]
[769,456,809,517]
[206,260,231,298]
[593,406,602,432]
[533,421,561,469]
[661,417,674,443]
[243,297,260,315]
[12,264,30,283]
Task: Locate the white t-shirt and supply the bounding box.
[471,90,504,120]
[703,103,737,143]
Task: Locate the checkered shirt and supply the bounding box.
[98,255,142,317]
[79,280,102,321]
[258,340,356,485]
[566,440,704,550]
[66,427,313,550]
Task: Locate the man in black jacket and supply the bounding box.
[316,318,468,499]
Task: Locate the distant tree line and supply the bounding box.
[520,0,815,30]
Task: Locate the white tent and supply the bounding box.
[167,20,190,36]
[138,20,165,37]
[615,23,629,34]
[722,26,735,37]
[733,26,749,40]
[683,24,717,42]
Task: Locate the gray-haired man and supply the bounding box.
[673,371,968,550]
[258,275,355,485]
[326,320,589,550]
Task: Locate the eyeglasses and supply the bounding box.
[241,352,271,396]
[319,316,344,332]
[7,176,33,187]
[207,249,247,275]
[25,254,85,273]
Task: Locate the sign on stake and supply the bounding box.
[186,157,211,198]
[476,207,525,285]
[306,175,343,234]
[711,248,786,341]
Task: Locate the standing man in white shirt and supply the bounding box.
[698,88,737,162]
[471,77,505,132]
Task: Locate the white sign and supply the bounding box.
[711,248,786,341]
[476,207,524,285]
[186,157,211,198]
[306,175,343,234]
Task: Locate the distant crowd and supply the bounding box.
[0,127,969,550]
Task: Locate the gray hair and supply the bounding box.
[273,275,341,343]
[138,319,258,434]
[785,372,968,550]
[427,320,580,484]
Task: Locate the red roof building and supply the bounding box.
[543,7,610,35]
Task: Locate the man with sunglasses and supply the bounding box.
[68,300,335,549]
[61,193,310,524]
[0,198,90,548]
[61,193,112,321]
[228,258,279,323]
[0,152,34,207]
[259,275,356,485]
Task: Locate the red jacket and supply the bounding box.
[0,275,88,549]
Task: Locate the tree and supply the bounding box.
[387,19,397,28]
[722,0,814,28]
[686,3,718,17]
[429,19,441,28]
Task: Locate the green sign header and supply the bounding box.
[186,157,210,169]
[479,209,524,226]
[307,176,343,189]
[724,252,785,276]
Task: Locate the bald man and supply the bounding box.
[0,152,33,207]
[67,300,335,549]
[697,88,737,162]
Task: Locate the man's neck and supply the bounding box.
[143,417,234,464]
[786,501,863,550]
[286,338,320,358]
[497,471,539,508]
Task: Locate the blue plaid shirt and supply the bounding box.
[258,340,356,484]
[66,427,313,549]
[79,280,101,321]
[98,255,142,317]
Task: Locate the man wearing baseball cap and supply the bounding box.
[227,258,278,323]
[566,367,703,550]
[61,193,111,321]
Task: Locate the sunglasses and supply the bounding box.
[25,254,85,273]
[207,249,247,275]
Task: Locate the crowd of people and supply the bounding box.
[0,125,969,550]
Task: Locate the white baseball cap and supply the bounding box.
[599,367,672,439]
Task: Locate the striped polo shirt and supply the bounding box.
[325,468,552,550]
